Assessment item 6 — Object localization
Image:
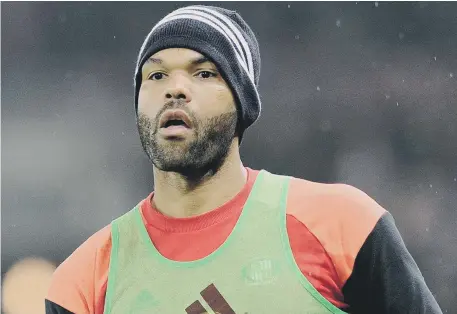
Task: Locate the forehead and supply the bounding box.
[152,48,202,60]
[144,48,214,67]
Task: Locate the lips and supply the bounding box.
[159,110,192,129]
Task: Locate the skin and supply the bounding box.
[137,48,248,218]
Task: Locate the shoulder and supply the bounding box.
[284,174,387,284]
[286,175,386,230]
[46,224,112,313]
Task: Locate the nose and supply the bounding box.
[164,74,192,103]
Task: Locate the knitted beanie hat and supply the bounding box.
[134,5,261,143]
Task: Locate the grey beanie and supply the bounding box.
[134,5,261,143]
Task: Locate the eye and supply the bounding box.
[147,72,166,81]
[196,71,218,79]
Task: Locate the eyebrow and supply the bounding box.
[144,56,212,67]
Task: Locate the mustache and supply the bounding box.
[162,99,188,112]
[157,99,189,119]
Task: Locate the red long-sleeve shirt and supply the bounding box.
[46,168,442,314]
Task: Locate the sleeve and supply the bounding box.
[45,245,94,314]
[46,225,112,314]
[342,211,443,314]
[45,300,75,314]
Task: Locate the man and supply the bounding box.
[46,5,443,314]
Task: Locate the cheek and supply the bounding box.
[202,85,236,115]
[138,85,160,117]
[215,85,234,102]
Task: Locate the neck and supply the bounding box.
[151,141,248,218]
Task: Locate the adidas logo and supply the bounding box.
[185,283,235,314]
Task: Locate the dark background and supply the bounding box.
[2,1,456,312]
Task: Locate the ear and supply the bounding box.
[234,129,244,146]
[234,118,244,144]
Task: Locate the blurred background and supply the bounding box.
[2,1,456,313]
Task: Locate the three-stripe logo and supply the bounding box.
[185,283,235,314]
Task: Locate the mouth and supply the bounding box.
[163,119,188,128]
[159,110,192,129]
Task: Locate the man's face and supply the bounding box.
[137,48,238,176]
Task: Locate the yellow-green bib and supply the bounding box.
[104,170,347,314]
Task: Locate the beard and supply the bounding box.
[137,102,238,179]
